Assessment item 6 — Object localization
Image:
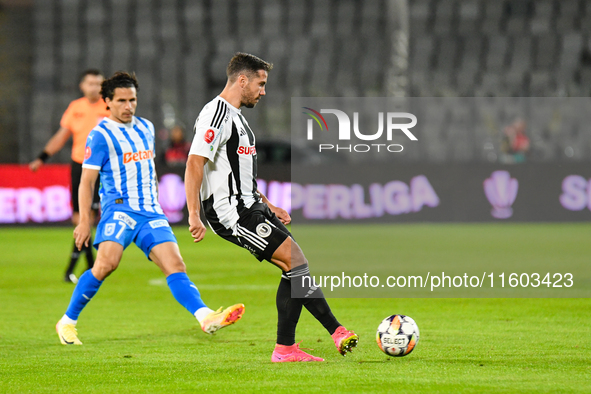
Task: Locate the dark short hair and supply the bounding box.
[79,69,103,83]
[226,52,273,81]
[100,71,139,102]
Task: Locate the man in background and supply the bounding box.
[30,69,109,283]
[164,124,191,166]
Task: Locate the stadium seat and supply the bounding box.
[485,36,508,72]
[411,37,434,72]
[262,1,282,38]
[183,2,206,39]
[559,33,583,73]
[286,0,305,37]
[310,0,331,37]
[436,38,458,71]
[209,38,239,84]
[534,34,557,69]
[529,0,553,35]
[481,1,503,34]
[457,0,480,33]
[433,0,455,34]
[336,0,356,37]
[309,40,333,95]
[236,1,256,39]
[159,8,179,41]
[110,40,132,72]
[240,37,264,59]
[85,3,105,24]
[508,37,532,74]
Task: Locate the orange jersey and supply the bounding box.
[60,97,110,163]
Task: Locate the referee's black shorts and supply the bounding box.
[210,203,292,262]
[71,160,100,213]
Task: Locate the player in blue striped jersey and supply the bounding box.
[55,72,244,345]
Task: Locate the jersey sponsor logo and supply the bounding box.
[204,129,215,144]
[113,211,137,229]
[256,222,272,238]
[149,219,170,229]
[237,146,257,155]
[84,146,92,160]
[123,150,154,164]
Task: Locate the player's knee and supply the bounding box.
[161,256,186,275]
[92,258,119,279]
[171,258,186,273]
[290,243,307,268]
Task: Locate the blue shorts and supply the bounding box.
[94,208,177,259]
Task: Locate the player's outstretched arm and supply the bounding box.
[185,154,209,243]
[29,127,73,171]
[258,190,291,225]
[74,168,99,250]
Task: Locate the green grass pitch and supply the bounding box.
[0,224,589,393]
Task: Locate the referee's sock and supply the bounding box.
[65,240,81,275]
[276,276,303,346]
[63,270,103,323]
[84,235,95,269]
[166,272,208,317]
[289,264,342,335]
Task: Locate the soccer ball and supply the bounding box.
[376,314,420,357]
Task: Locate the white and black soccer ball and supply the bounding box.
[376,314,420,357]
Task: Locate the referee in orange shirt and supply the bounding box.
[30,69,110,283]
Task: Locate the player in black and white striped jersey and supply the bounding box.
[188,92,259,232]
[185,53,358,362]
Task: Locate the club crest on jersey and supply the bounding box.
[123,150,154,164]
[204,129,215,144]
[105,223,116,236]
[237,146,256,155]
[84,146,92,160]
[256,223,272,238]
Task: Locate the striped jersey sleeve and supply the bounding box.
[82,129,109,170]
[189,99,231,161]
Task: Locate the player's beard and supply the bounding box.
[241,90,260,108]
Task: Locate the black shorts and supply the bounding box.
[211,203,292,262]
[71,161,100,213]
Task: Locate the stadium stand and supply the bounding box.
[17,0,591,164]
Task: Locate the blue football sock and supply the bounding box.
[64,270,103,320]
[166,272,207,315]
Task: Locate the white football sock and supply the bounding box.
[194,307,214,324]
[61,314,77,326]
